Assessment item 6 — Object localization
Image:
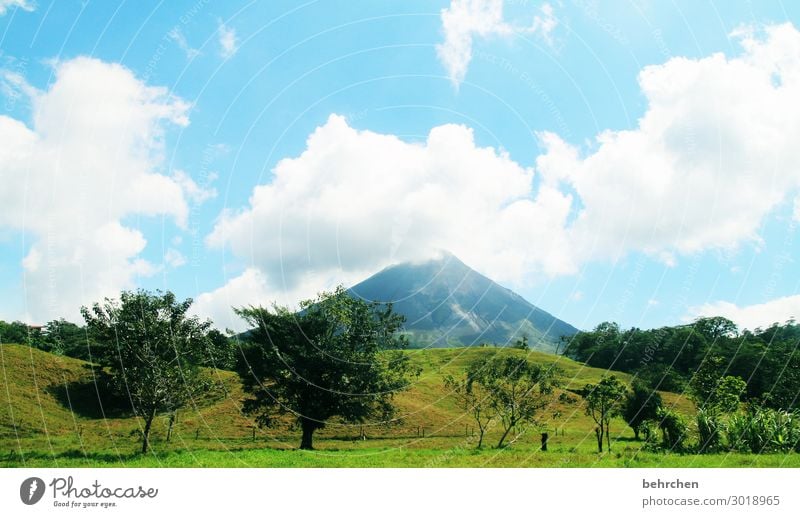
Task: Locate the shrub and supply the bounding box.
[696,409,722,453]
[726,407,800,453]
[656,408,689,452]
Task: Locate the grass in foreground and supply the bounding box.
[4,441,800,468]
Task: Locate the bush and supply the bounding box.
[696,409,722,453]
[657,408,689,452]
[726,407,800,453]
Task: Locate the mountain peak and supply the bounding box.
[350,253,577,351]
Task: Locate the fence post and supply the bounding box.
[195,429,200,440]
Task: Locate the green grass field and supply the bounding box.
[2,343,798,467]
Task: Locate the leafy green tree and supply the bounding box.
[444,365,495,449]
[693,316,738,341]
[30,319,88,359]
[200,328,237,370]
[0,320,32,345]
[470,355,560,448]
[657,407,689,451]
[583,375,627,452]
[690,357,746,452]
[81,290,214,453]
[235,286,419,450]
[513,335,529,350]
[622,380,663,440]
[690,356,746,412]
[712,376,747,413]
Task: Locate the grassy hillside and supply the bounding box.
[3,343,796,467]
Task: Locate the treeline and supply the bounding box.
[0,316,236,368]
[1,288,418,453]
[563,317,800,410]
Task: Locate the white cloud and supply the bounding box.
[537,22,800,267]
[164,248,187,268]
[436,0,557,87]
[173,169,216,204]
[194,269,270,331]
[167,28,201,60]
[202,23,800,325]
[218,22,239,59]
[192,268,353,332]
[203,114,574,324]
[794,195,800,222]
[0,0,34,16]
[687,295,800,331]
[0,57,203,323]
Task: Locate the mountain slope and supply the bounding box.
[349,252,578,351]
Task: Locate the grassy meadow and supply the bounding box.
[2,343,798,468]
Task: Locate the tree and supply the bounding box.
[81,290,214,453]
[513,335,529,350]
[200,328,236,370]
[689,356,746,412]
[689,356,746,452]
[235,286,419,450]
[470,355,560,448]
[693,316,738,341]
[31,319,88,359]
[657,407,689,451]
[0,320,33,345]
[622,380,662,440]
[444,366,494,449]
[583,376,627,452]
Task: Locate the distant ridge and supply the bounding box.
[349,252,578,351]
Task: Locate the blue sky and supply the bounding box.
[1,0,799,333]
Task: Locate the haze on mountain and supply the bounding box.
[349,252,578,352]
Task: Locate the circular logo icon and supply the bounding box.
[20,477,45,505]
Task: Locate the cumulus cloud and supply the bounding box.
[0,57,210,322]
[437,0,557,87]
[204,114,573,325]
[192,268,355,332]
[687,295,800,331]
[0,0,34,16]
[537,22,800,266]
[202,23,800,326]
[218,22,238,59]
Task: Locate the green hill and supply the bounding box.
[0,343,743,467]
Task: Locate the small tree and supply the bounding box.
[444,366,494,448]
[236,286,419,450]
[513,335,529,351]
[583,376,627,452]
[691,369,746,452]
[471,356,560,448]
[81,290,214,453]
[657,407,689,451]
[622,380,662,440]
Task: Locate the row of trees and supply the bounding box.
[443,357,794,456]
[564,317,800,410]
[4,289,799,454]
[444,363,655,453]
[3,288,419,453]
